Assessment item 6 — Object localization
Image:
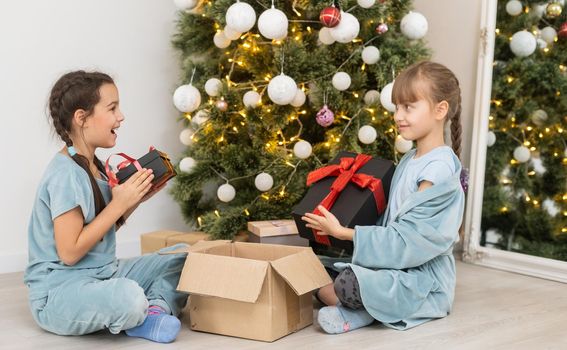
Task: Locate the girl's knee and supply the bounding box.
[334,267,364,310]
[110,278,148,325]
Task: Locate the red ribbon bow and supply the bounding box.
[306,154,386,246]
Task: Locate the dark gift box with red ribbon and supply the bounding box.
[105,147,176,189]
[292,151,395,253]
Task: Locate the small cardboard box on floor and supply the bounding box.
[173,240,332,342]
[140,230,210,254]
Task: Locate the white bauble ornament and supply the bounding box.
[223,26,242,40]
[293,140,312,159]
[329,12,360,43]
[242,91,262,108]
[258,7,288,40]
[537,39,547,49]
[395,135,413,153]
[533,3,547,18]
[192,110,209,126]
[380,82,396,112]
[254,172,274,192]
[531,109,548,126]
[506,0,523,16]
[487,131,496,147]
[357,0,376,8]
[173,84,201,113]
[226,1,256,33]
[358,125,377,144]
[217,183,236,202]
[267,74,297,105]
[332,72,351,91]
[243,90,261,108]
[174,0,199,11]
[362,46,380,64]
[213,31,231,48]
[290,89,306,107]
[513,146,531,163]
[510,31,536,57]
[179,128,195,146]
[179,157,197,173]
[364,90,380,105]
[319,27,335,45]
[541,26,557,44]
[400,11,428,40]
[205,78,222,97]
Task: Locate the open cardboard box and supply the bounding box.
[172,240,332,342]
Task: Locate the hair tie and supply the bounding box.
[67,146,77,156]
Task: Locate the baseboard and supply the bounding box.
[0,239,141,274]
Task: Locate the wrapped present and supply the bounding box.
[247,220,309,247]
[105,147,176,188]
[292,151,395,252]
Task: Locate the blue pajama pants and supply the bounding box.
[29,245,188,336]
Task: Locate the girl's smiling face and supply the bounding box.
[79,83,125,149]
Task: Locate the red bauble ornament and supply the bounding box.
[320,6,341,28]
[559,22,567,39]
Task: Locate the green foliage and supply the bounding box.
[482,0,567,261]
[170,0,430,239]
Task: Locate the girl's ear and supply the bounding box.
[72,109,87,127]
[435,100,449,120]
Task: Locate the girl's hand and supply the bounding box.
[111,168,154,212]
[302,205,354,241]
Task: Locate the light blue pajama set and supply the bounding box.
[324,146,465,330]
[24,153,188,336]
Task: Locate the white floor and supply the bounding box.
[2,261,567,350]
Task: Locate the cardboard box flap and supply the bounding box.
[177,252,269,303]
[158,239,230,255]
[187,239,230,252]
[271,250,332,296]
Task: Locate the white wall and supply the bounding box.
[414,0,482,170]
[0,0,189,273]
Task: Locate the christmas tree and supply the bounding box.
[481,0,567,260]
[170,0,430,239]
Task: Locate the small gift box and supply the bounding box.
[247,220,309,247]
[105,147,176,188]
[292,151,395,253]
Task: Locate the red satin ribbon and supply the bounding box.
[105,146,156,187]
[306,154,386,246]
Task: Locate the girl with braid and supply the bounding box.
[303,61,466,333]
[24,71,187,343]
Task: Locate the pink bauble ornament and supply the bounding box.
[375,23,388,34]
[216,99,228,111]
[316,104,335,127]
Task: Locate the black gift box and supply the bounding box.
[292,151,395,253]
[116,149,176,188]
